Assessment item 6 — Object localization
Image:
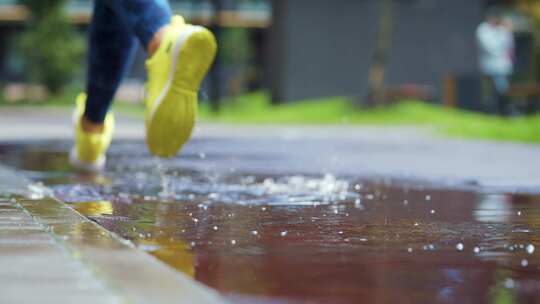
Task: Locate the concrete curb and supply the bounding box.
[0,164,35,196]
[0,164,227,304]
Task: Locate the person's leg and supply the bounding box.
[73,0,215,170]
[84,0,172,129]
[83,0,138,128]
[105,0,172,53]
[492,75,510,115]
[104,0,217,157]
[480,75,492,113]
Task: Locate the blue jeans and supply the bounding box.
[84,0,172,123]
[491,75,509,96]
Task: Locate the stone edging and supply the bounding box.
[0,164,227,304]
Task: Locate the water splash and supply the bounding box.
[526,244,535,254]
[155,158,172,199]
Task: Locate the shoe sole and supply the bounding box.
[69,147,106,173]
[146,26,217,158]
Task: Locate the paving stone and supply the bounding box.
[0,198,122,304]
[0,164,227,304]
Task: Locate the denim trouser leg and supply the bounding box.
[491,75,510,115]
[84,0,172,123]
[106,0,172,48]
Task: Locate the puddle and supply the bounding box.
[2,142,540,303]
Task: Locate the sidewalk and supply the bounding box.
[0,164,226,304]
[1,107,540,302]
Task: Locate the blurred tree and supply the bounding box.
[221,29,253,65]
[209,0,223,112]
[366,0,394,106]
[517,0,540,22]
[515,1,540,77]
[16,0,84,94]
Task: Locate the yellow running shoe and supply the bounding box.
[69,93,115,172]
[145,16,217,158]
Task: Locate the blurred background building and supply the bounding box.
[270,0,538,110]
[0,0,538,112]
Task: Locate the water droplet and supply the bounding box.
[251,230,259,236]
[517,211,522,216]
[190,241,196,247]
[338,231,344,235]
[407,247,413,253]
[425,195,431,201]
[261,207,267,211]
[473,247,480,254]
[333,209,339,214]
[365,194,375,200]
[414,222,419,227]
[456,243,464,251]
[527,244,535,254]
[428,244,435,250]
[354,184,362,191]
[212,226,218,231]
[280,231,288,237]
[521,259,528,267]
[430,209,436,214]
[193,218,199,223]
[344,238,350,242]
[230,239,237,245]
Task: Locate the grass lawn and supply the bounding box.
[2,90,540,143]
[199,91,540,143]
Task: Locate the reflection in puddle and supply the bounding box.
[475,194,512,223]
[73,201,114,216]
[3,142,540,303]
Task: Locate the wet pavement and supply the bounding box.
[2,107,540,186]
[2,141,540,303]
[0,197,121,304]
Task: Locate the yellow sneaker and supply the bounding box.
[69,93,115,172]
[145,16,217,158]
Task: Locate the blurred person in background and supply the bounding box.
[70,0,217,172]
[476,12,515,115]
